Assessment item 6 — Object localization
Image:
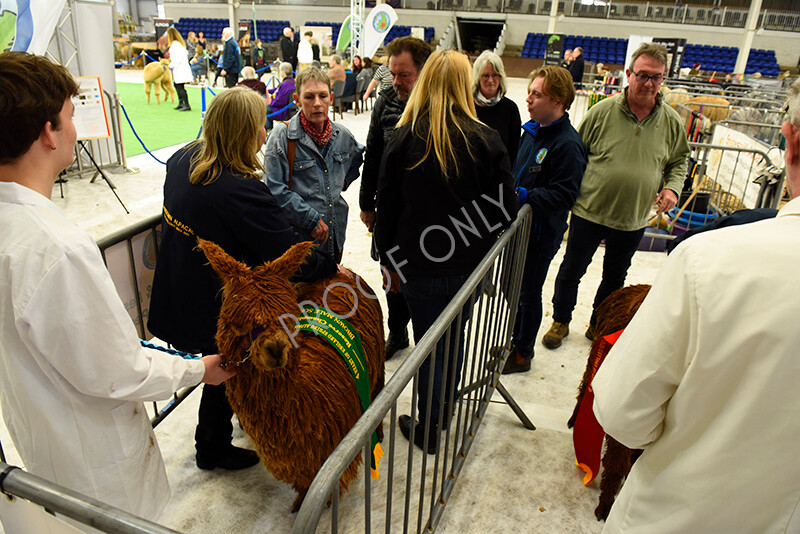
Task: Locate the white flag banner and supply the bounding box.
[361,4,398,59]
[1,0,68,54]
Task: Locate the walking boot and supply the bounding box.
[542,321,569,349]
[398,415,437,455]
[196,445,259,470]
[501,346,532,375]
[385,329,409,360]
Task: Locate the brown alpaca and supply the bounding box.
[568,284,651,521]
[197,239,386,512]
[143,59,176,104]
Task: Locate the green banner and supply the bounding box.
[295,305,383,478]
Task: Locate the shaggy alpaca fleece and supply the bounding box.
[198,239,385,512]
[567,284,650,521]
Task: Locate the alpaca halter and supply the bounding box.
[223,324,266,368]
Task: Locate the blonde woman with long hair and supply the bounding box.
[374,50,518,454]
[149,87,337,470]
[167,27,192,110]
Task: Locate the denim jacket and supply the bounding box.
[264,113,364,257]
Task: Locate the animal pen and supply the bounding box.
[0,206,535,533]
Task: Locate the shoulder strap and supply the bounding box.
[278,121,296,190]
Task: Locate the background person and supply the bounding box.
[265,61,296,130]
[560,48,572,69]
[219,27,241,88]
[148,87,337,473]
[167,27,192,111]
[362,62,392,102]
[326,54,346,84]
[592,78,800,534]
[264,68,364,262]
[568,46,585,88]
[500,66,587,375]
[280,27,298,72]
[375,50,517,454]
[251,39,267,71]
[237,66,267,97]
[0,51,234,521]
[360,36,432,360]
[472,50,521,166]
[542,42,689,350]
[297,31,313,72]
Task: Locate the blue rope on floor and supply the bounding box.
[118,101,167,165]
[140,339,201,360]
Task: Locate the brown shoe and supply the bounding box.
[501,348,532,375]
[542,321,569,349]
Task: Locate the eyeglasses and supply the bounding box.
[481,73,501,80]
[631,70,664,85]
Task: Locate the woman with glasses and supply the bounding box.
[471,50,521,166]
[374,50,518,454]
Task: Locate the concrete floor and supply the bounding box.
[0,69,669,533]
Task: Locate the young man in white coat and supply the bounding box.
[591,78,800,533]
[0,51,235,522]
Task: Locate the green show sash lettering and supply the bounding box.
[295,305,383,478]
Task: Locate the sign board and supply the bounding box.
[411,27,425,41]
[361,4,398,59]
[707,124,775,210]
[72,76,111,140]
[545,33,564,66]
[104,225,160,340]
[652,37,687,78]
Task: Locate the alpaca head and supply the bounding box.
[197,238,317,370]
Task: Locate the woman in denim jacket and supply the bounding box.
[265,68,364,262]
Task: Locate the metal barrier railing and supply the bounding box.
[0,462,177,534]
[292,205,534,533]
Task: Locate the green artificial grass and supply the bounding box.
[116,82,218,157]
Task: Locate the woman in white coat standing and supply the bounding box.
[168,27,193,111]
[0,51,234,522]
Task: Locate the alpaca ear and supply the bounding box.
[196,238,251,282]
[269,241,317,279]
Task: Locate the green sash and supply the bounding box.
[295,305,383,478]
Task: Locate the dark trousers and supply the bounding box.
[174,83,188,106]
[552,214,645,324]
[386,289,411,335]
[195,382,234,454]
[512,221,567,359]
[402,274,470,428]
[225,71,239,88]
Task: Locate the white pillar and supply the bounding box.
[547,0,558,33]
[228,0,236,32]
[734,0,762,74]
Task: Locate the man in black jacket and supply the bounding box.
[280,27,297,72]
[359,36,431,360]
[568,47,585,89]
[500,65,587,374]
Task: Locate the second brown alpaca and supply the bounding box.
[568,284,651,521]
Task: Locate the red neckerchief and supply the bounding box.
[299,111,333,148]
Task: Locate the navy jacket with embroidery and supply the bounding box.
[514,114,587,238]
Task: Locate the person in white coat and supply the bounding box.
[591,77,800,534]
[0,51,235,523]
[167,27,193,111]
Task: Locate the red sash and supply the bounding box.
[573,329,624,485]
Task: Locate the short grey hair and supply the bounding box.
[241,66,257,80]
[472,50,507,98]
[279,62,293,77]
[787,78,800,127]
[630,42,668,71]
[222,27,232,39]
[283,27,293,37]
[330,54,342,65]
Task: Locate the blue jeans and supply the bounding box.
[552,214,645,324]
[512,220,567,359]
[402,274,471,428]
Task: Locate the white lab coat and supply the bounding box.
[169,41,193,85]
[0,182,205,521]
[593,197,800,533]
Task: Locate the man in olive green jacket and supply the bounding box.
[543,42,690,349]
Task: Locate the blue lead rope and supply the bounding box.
[140,339,201,360]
